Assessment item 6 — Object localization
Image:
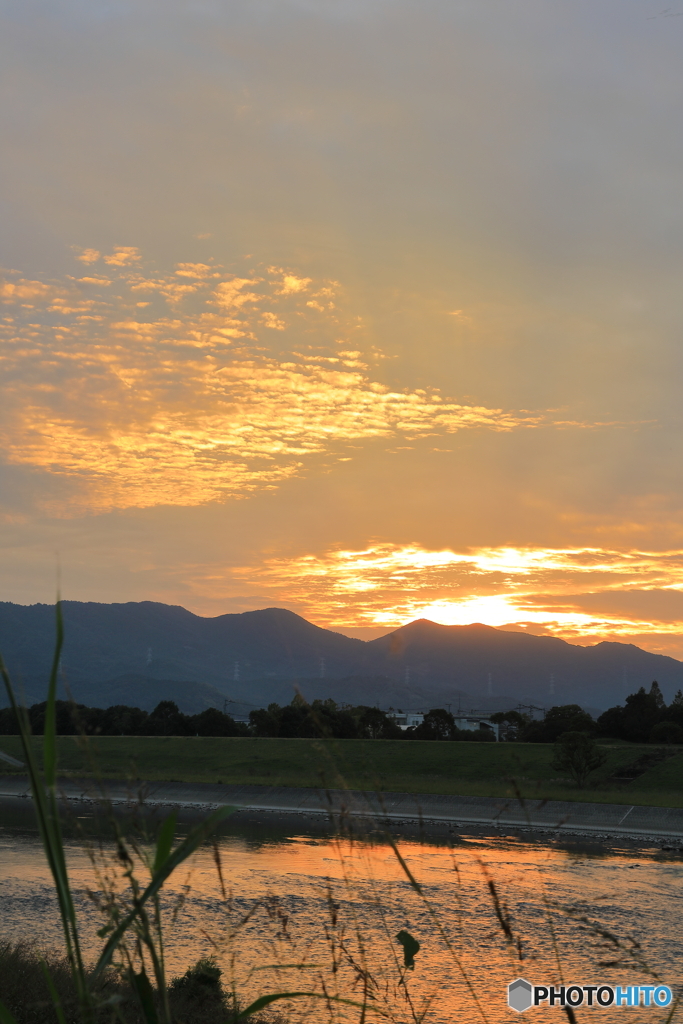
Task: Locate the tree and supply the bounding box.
[306,699,360,738]
[148,700,192,736]
[192,707,249,737]
[277,700,309,737]
[649,721,683,745]
[596,704,624,739]
[489,710,529,740]
[27,700,94,735]
[666,690,683,729]
[650,680,665,710]
[468,725,496,742]
[249,703,281,737]
[620,687,660,742]
[522,704,595,743]
[0,705,19,734]
[356,706,401,739]
[413,708,456,740]
[100,704,149,736]
[551,731,607,788]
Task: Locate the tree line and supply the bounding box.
[2,683,679,743]
[596,681,683,744]
[0,696,493,740]
[249,699,496,740]
[0,700,249,737]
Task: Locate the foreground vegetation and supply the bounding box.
[0,943,283,1024]
[2,733,682,805]
[2,605,682,1023]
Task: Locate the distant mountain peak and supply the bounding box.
[1,599,682,713]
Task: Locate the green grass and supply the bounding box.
[2,735,682,805]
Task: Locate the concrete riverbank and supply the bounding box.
[2,774,683,842]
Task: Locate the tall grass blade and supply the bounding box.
[153,812,176,874]
[92,805,235,980]
[0,603,90,1013]
[130,970,159,1024]
[0,1000,18,1024]
[38,959,69,1024]
[43,600,64,789]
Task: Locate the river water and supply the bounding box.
[0,800,681,1023]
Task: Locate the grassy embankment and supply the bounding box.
[1,735,682,805]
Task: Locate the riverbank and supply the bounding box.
[1,734,682,806]
[2,775,683,843]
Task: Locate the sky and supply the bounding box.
[2,0,683,656]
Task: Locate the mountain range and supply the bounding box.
[1,600,682,715]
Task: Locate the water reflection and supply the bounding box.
[0,799,681,1023]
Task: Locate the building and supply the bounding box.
[389,711,426,730]
[389,710,499,739]
[453,716,499,740]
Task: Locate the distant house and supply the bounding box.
[389,710,499,739]
[454,716,499,741]
[389,711,425,730]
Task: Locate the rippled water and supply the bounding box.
[1,800,682,1023]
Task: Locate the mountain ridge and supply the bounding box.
[0,600,681,712]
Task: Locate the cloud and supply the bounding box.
[0,278,64,303]
[278,274,311,295]
[103,247,141,267]
[260,311,285,330]
[75,249,101,264]
[213,277,262,310]
[174,263,219,279]
[129,275,204,304]
[0,252,546,515]
[233,542,683,653]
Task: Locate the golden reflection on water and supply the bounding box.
[0,821,682,1023]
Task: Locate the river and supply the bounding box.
[0,799,681,1022]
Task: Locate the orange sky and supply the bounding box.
[2,1,683,657]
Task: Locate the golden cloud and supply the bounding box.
[103,246,141,267]
[278,274,311,294]
[174,263,219,279]
[75,249,101,264]
[0,278,64,303]
[0,251,579,515]
[233,542,683,652]
[129,276,204,304]
[260,311,286,330]
[213,278,262,310]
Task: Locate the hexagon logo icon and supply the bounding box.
[508,978,533,1013]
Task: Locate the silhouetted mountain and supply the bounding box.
[1,601,682,713]
[0,602,365,690]
[362,619,683,710]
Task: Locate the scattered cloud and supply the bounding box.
[175,263,219,279]
[260,311,285,330]
[0,278,64,303]
[77,276,112,286]
[280,274,311,294]
[75,249,101,264]
[0,251,608,516]
[103,247,141,267]
[268,268,312,295]
[213,277,262,310]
